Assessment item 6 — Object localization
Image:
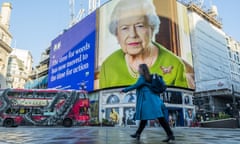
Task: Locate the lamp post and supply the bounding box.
[232,84,237,118]
[35,69,39,89]
[101,109,104,127]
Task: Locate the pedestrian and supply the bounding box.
[169,114,174,128]
[186,109,193,127]
[225,103,233,117]
[121,64,175,142]
[122,114,126,127]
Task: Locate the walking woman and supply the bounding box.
[121,64,175,142]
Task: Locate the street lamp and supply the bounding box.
[35,69,39,89]
[232,84,237,118]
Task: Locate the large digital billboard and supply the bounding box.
[48,12,96,91]
[48,0,195,91]
[97,0,195,89]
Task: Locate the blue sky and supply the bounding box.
[5,0,240,66]
[7,0,108,66]
[205,0,240,40]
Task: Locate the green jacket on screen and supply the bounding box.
[99,42,188,89]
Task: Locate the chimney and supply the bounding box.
[0,2,12,30]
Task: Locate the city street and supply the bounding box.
[0,126,240,144]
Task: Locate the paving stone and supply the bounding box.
[0,126,240,144]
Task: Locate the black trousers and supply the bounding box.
[136,117,173,136]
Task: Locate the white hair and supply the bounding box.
[108,0,160,36]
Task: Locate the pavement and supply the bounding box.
[0,126,240,144]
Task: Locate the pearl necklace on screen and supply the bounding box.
[125,48,155,78]
[125,56,139,78]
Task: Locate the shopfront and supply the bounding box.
[91,87,194,127]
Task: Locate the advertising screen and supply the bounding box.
[97,0,195,89]
[48,12,96,91]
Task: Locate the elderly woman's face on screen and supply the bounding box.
[116,10,153,56]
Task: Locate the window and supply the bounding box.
[8,91,21,97]
[163,91,183,104]
[228,50,232,59]
[79,107,88,115]
[107,94,120,104]
[123,93,136,103]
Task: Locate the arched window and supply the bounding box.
[123,93,136,103]
[107,94,120,104]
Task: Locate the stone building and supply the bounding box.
[0,2,12,88]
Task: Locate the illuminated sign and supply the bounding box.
[48,12,96,91]
[97,0,194,89]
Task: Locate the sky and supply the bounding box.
[3,0,240,66]
[5,0,108,66]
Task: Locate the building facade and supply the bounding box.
[182,1,240,119]
[25,47,49,89]
[6,48,33,88]
[89,87,195,127]
[0,2,12,88]
[226,36,240,114]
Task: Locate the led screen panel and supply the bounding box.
[48,12,96,91]
[97,0,195,90]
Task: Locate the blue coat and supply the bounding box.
[122,75,165,120]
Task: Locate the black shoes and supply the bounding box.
[162,135,175,142]
[130,133,140,140]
